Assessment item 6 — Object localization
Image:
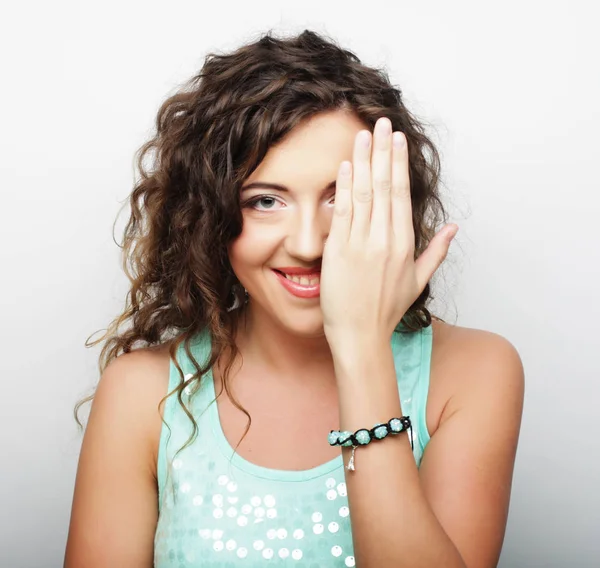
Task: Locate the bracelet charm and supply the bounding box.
[328,416,413,472]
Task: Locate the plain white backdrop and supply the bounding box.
[1,1,599,566]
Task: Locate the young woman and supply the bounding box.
[65,30,524,568]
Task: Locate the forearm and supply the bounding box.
[330,337,467,568]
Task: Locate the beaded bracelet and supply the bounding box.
[328,416,413,471]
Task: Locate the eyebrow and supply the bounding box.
[241,180,337,193]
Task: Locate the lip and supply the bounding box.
[271,268,320,299]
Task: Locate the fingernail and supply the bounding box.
[393,132,405,148]
[446,225,459,241]
[379,118,391,134]
[340,161,351,175]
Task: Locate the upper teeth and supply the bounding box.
[284,273,320,286]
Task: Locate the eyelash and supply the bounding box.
[243,194,336,211]
[243,195,284,211]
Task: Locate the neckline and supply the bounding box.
[206,367,344,482]
[194,323,429,481]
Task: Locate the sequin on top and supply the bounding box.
[154,324,433,567]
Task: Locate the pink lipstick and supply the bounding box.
[272,267,321,299]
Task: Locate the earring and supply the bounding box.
[226,283,248,312]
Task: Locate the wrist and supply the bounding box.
[326,333,394,377]
[324,327,391,356]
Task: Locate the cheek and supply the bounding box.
[228,222,278,274]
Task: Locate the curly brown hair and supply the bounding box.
[74,29,451,458]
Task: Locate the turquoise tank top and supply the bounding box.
[154,325,433,567]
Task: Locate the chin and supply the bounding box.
[275,309,326,339]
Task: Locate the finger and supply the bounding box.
[415,225,458,290]
[349,130,373,241]
[391,131,414,250]
[369,117,393,242]
[329,160,353,242]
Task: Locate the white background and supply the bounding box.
[1,1,599,566]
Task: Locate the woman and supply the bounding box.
[65,30,524,568]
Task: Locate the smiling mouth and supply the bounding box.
[273,270,321,286]
[271,269,321,299]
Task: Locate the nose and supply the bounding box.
[284,209,329,263]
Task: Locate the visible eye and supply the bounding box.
[243,195,285,211]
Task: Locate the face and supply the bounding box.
[228,109,369,338]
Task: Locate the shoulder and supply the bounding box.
[419,320,524,567]
[65,343,173,566]
[431,317,523,370]
[93,342,173,477]
[101,342,172,387]
[99,342,172,407]
[429,317,524,430]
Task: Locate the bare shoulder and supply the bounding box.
[98,342,172,475]
[428,318,525,434]
[419,320,525,568]
[64,343,173,566]
[101,341,172,387]
[430,317,523,365]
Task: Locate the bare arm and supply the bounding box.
[331,330,524,568]
[64,348,169,568]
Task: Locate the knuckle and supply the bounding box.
[369,239,391,257]
[392,183,409,198]
[374,178,392,192]
[354,189,373,203]
[397,245,412,260]
[334,203,352,218]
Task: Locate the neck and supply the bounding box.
[232,303,336,386]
